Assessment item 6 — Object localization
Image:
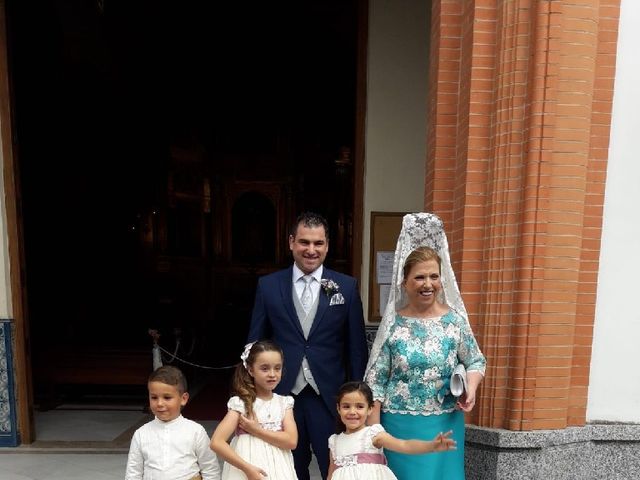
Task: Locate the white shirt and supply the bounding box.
[125,415,221,480]
[292,264,323,305]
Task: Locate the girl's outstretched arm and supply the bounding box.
[237,407,298,450]
[210,409,268,479]
[372,429,456,454]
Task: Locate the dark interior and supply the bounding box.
[6,0,360,407]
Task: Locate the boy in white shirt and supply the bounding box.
[125,365,221,480]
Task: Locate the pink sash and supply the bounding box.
[334,453,388,468]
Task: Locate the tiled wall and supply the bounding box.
[0,320,18,446]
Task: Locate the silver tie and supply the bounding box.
[300,275,313,312]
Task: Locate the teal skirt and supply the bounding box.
[382,410,465,480]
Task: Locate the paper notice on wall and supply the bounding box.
[376,251,394,284]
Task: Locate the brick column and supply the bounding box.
[425,0,620,430]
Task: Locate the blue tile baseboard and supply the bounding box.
[0,319,19,447]
[464,423,640,479]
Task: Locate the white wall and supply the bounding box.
[361,0,430,321]
[587,0,640,422]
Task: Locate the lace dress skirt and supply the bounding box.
[221,394,297,480]
[221,432,297,480]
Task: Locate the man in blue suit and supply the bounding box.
[248,211,368,480]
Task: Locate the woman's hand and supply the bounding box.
[368,400,382,425]
[456,370,483,412]
[456,391,476,412]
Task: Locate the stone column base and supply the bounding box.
[464,424,640,480]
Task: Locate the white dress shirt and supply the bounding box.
[125,415,220,480]
[292,264,323,304]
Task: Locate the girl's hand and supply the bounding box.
[432,430,456,452]
[238,414,260,434]
[244,464,268,479]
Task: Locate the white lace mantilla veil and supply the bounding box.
[364,212,468,378]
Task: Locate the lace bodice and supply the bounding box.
[366,311,486,415]
[227,394,294,432]
[329,424,386,466]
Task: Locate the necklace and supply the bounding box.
[257,396,274,420]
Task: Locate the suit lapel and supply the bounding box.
[280,268,304,337]
[308,269,331,338]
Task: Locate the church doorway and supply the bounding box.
[5,0,366,438]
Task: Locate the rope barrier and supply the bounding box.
[155,344,237,371]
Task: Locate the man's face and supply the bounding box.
[289,223,329,274]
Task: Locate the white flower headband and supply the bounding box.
[240,341,255,370]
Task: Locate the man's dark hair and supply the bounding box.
[291,211,330,238]
[148,365,188,394]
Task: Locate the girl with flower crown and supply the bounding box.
[210,340,299,480]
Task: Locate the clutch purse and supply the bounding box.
[450,363,467,397]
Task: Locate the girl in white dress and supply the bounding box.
[327,381,456,480]
[210,340,298,480]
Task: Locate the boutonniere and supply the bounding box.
[320,279,340,297]
[321,279,345,306]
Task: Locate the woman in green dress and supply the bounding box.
[365,213,486,480]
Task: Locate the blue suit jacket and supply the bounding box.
[248,266,368,412]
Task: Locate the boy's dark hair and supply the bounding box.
[148,365,188,394]
[291,211,330,238]
[335,381,374,433]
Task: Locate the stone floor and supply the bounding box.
[0,407,323,479]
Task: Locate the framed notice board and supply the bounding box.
[368,212,406,322]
